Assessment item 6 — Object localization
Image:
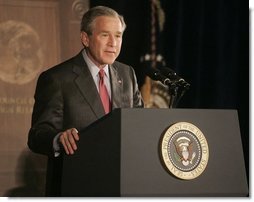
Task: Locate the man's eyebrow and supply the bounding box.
[99,30,123,35]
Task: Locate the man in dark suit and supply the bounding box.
[28,6,143,196]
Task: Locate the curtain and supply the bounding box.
[91,0,249,178]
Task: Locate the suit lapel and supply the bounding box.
[72,53,105,118]
[109,64,123,109]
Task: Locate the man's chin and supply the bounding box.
[104,58,117,65]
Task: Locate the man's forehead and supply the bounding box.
[92,17,124,32]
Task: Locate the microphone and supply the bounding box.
[144,67,172,86]
[157,66,190,88]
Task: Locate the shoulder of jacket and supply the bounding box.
[40,57,76,78]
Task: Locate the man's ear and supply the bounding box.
[80,31,89,47]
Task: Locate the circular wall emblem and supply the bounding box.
[161,122,209,180]
[0,20,43,85]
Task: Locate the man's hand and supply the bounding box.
[59,128,79,155]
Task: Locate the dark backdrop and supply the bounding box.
[91,0,249,180]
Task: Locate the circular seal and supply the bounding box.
[161,122,209,180]
[0,20,43,85]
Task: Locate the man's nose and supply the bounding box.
[108,35,117,46]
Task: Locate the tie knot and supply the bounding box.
[99,69,105,79]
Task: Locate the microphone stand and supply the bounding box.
[168,82,178,108]
[167,80,190,108]
[143,66,190,108]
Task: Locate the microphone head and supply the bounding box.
[144,67,171,85]
[144,67,161,80]
[158,66,191,88]
[158,66,177,78]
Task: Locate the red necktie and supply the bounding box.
[99,69,110,114]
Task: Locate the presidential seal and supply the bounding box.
[161,122,209,180]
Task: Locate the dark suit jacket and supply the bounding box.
[28,50,143,196]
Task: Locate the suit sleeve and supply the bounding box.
[130,67,144,108]
[28,71,64,157]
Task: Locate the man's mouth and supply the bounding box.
[105,50,116,54]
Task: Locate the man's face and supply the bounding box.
[81,16,123,68]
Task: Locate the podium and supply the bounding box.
[61,108,248,197]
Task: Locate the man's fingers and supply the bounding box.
[69,128,79,151]
[64,135,75,154]
[60,134,71,155]
[71,128,79,141]
[59,128,79,155]
[69,133,77,151]
[60,132,74,155]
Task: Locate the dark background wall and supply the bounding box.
[91,0,249,178]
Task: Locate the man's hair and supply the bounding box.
[80,6,126,35]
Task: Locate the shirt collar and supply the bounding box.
[82,49,109,78]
